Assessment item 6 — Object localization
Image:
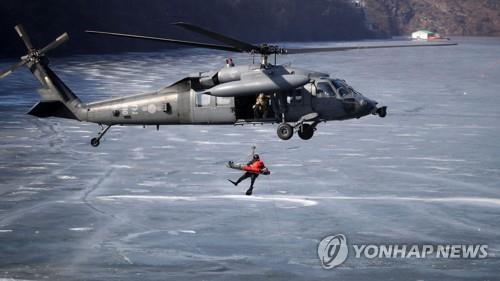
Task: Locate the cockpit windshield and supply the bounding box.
[316,82,336,97]
[331,79,354,97]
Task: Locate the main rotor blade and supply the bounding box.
[172,22,259,53]
[39,33,69,55]
[85,30,242,53]
[0,59,28,79]
[14,24,35,51]
[285,41,458,54]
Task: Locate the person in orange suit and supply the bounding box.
[228,154,266,195]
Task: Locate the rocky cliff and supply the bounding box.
[363,0,500,36]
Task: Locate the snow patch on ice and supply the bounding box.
[395,133,420,137]
[120,254,133,264]
[167,137,187,142]
[272,163,304,167]
[309,196,500,206]
[99,195,197,202]
[409,157,466,162]
[221,195,318,207]
[19,186,50,191]
[124,188,150,193]
[9,191,38,196]
[427,166,453,171]
[20,166,47,171]
[337,153,366,157]
[104,195,500,208]
[69,227,93,232]
[97,194,318,207]
[67,130,92,133]
[168,229,197,235]
[223,133,243,136]
[193,141,241,146]
[425,123,448,127]
[368,156,393,160]
[0,278,32,281]
[151,145,176,149]
[111,164,132,169]
[58,175,78,180]
[137,181,165,187]
[192,172,214,175]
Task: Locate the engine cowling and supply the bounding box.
[203,74,309,97]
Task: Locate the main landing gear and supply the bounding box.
[277,122,317,140]
[297,123,314,140]
[90,124,112,147]
[277,123,294,140]
[276,113,319,141]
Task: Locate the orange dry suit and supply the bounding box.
[243,160,265,174]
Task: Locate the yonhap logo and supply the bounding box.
[317,234,349,269]
[317,233,488,270]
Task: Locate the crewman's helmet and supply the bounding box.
[253,154,260,160]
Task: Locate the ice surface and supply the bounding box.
[0,37,499,280]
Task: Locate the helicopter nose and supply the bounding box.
[365,99,378,114]
[356,98,378,117]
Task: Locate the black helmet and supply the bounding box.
[253,154,260,160]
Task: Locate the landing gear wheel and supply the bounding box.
[277,123,293,140]
[377,106,387,118]
[90,138,100,147]
[90,124,112,147]
[298,124,314,140]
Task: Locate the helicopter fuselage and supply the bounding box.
[83,64,382,126]
[2,23,457,146]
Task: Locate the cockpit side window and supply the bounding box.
[338,87,349,97]
[331,79,350,97]
[316,82,336,98]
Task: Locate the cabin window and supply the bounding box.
[216,97,232,106]
[163,103,172,114]
[196,93,211,107]
[295,88,304,102]
[295,92,303,102]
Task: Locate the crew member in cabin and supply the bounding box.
[253,93,270,119]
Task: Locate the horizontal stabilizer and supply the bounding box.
[27,101,77,119]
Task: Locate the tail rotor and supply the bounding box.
[0,24,69,79]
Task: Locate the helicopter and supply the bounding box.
[0,23,457,147]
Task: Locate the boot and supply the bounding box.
[228,179,237,186]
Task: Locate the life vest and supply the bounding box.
[243,160,264,174]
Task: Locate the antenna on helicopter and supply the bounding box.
[225,58,235,67]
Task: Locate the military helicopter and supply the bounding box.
[0,23,456,147]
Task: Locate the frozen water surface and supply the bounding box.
[0,37,499,280]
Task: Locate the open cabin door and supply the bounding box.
[234,95,256,120]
